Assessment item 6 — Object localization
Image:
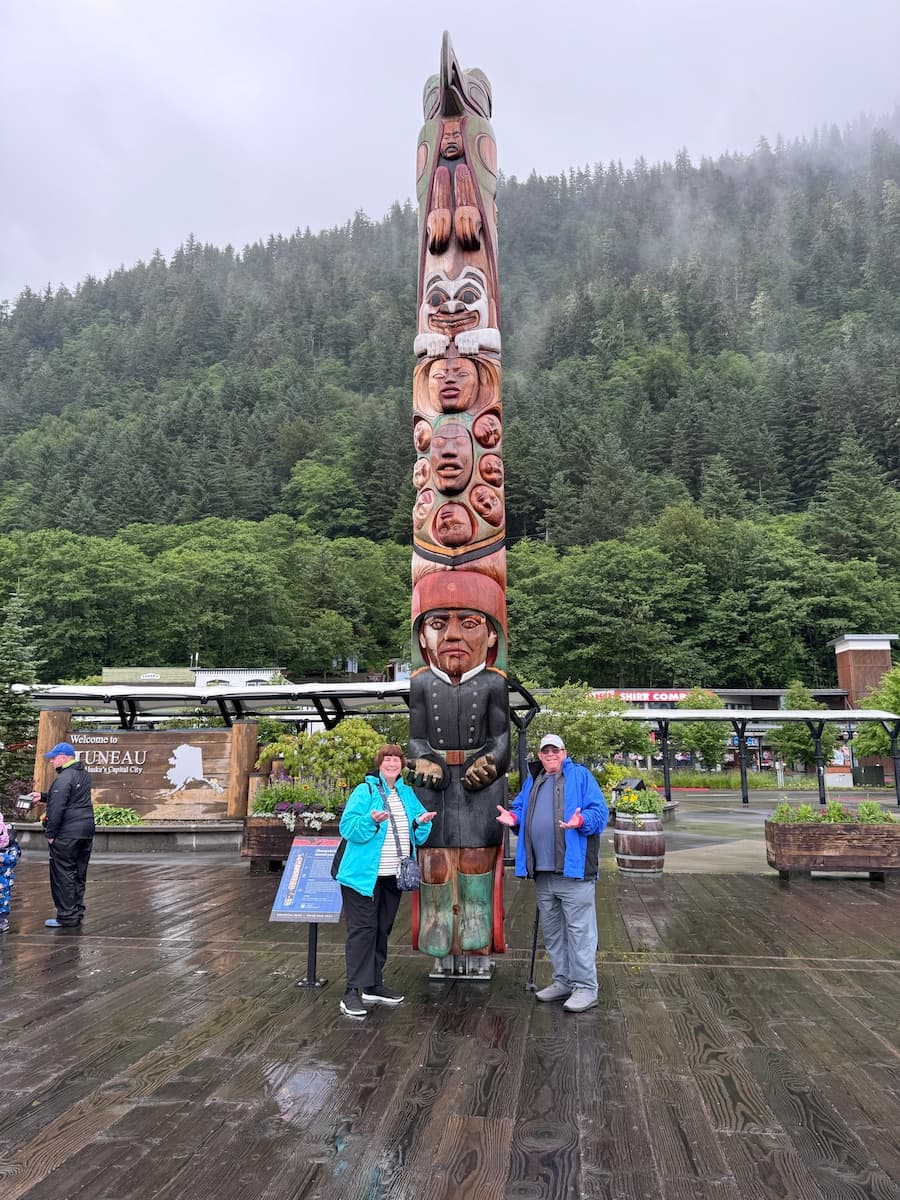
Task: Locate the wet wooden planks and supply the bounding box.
[2,859,900,1197]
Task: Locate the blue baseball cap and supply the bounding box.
[44,742,75,759]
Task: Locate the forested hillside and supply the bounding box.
[2,115,899,687]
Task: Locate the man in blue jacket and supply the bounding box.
[497,733,608,1012]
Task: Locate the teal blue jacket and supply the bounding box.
[336,773,433,897]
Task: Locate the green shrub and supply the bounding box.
[823,799,853,823]
[771,802,821,822]
[250,780,343,815]
[854,801,895,824]
[615,787,663,817]
[771,798,896,824]
[93,804,142,826]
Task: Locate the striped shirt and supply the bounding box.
[377,785,412,877]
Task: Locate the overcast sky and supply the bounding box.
[2,0,899,303]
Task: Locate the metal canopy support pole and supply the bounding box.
[506,694,538,866]
[509,705,538,788]
[731,719,750,805]
[806,719,827,807]
[880,720,900,807]
[657,719,672,805]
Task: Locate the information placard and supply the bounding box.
[269,837,343,923]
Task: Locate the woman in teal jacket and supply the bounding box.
[336,744,435,1018]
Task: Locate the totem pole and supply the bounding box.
[408,34,509,976]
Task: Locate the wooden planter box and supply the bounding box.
[765,820,900,880]
[241,817,341,873]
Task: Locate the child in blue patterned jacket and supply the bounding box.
[0,814,22,933]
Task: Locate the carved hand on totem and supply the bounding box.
[463,753,497,790]
[414,332,451,358]
[409,758,445,788]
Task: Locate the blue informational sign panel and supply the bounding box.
[269,837,343,923]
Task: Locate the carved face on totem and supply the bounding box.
[433,502,474,547]
[478,454,503,487]
[427,354,479,413]
[429,421,473,494]
[440,119,464,159]
[419,608,498,682]
[420,267,489,343]
[469,484,503,527]
[472,411,502,448]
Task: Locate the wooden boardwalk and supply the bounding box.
[3,850,900,1199]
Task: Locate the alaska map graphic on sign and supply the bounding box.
[165,745,224,793]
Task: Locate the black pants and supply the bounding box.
[49,837,93,925]
[341,876,402,992]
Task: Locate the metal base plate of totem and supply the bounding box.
[428,954,495,982]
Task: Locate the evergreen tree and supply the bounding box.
[767,680,839,769]
[673,688,730,769]
[0,590,41,803]
[803,434,900,568]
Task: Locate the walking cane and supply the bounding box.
[525,905,540,991]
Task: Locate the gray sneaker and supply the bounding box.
[563,988,598,1013]
[340,989,368,1018]
[535,981,572,1002]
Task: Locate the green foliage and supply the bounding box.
[249,779,344,831]
[614,787,664,817]
[528,684,651,763]
[823,799,853,822]
[766,681,840,768]
[256,717,383,794]
[0,590,41,792]
[93,804,142,826]
[853,664,900,758]
[855,800,895,823]
[771,802,823,822]
[1,126,900,690]
[597,763,638,792]
[674,689,730,770]
[772,798,895,823]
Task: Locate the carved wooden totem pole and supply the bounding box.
[408,34,509,976]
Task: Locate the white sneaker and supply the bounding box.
[535,981,572,1002]
[563,988,598,1013]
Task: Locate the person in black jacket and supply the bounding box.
[28,741,95,928]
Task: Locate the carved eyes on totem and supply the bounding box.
[425,285,480,308]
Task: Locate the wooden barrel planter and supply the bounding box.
[613,813,665,875]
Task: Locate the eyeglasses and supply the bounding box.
[539,747,564,756]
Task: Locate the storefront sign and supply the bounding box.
[591,689,691,704]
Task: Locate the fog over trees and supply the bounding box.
[1,115,899,687]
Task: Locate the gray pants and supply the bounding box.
[534,872,598,995]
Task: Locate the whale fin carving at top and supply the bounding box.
[422,31,492,121]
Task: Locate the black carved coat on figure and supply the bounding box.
[408,666,510,847]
